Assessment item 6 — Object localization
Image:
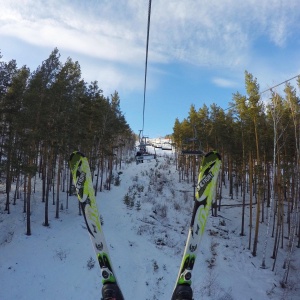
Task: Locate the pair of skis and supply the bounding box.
[69,150,221,300]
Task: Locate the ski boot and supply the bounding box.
[171,284,193,300]
[101,283,124,300]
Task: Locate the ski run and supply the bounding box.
[1,147,299,300]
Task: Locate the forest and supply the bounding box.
[0,48,135,234]
[172,71,300,285]
[1,48,299,288]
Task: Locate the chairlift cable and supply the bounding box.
[224,74,300,111]
[142,0,152,133]
[259,74,300,95]
[136,1,155,165]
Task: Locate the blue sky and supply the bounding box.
[1,0,300,138]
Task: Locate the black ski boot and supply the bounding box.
[101,283,124,300]
[171,284,193,300]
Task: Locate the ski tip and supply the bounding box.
[69,151,86,162]
[205,150,221,161]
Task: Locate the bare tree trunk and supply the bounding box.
[95,156,101,196]
[55,154,62,218]
[261,155,266,223]
[228,157,233,199]
[42,146,47,202]
[218,149,225,211]
[44,148,53,227]
[119,146,123,169]
[23,176,27,213]
[261,125,277,268]
[78,201,82,216]
[5,146,11,214]
[62,161,66,192]
[100,155,104,192]
[272,221,282,272]
[272,180,284,267]
[297,213,300,248]
[13,174,20,205]
[68,165,73,197]
[66,162,70,210]
[26,174,32,236]
[248,152,253,250]
[52,156,56,205]
[240,162,246,236]
[44,168,50,227]
[252,123,262,257]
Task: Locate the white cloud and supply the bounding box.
[212,77,238,88]
[1,0,300,66]
[1,0,300,94]
[84,64,140,95]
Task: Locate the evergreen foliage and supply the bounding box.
[0,48,135,231]
[172,72,300,279]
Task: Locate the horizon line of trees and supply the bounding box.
[172,71,300,285]
[0,48,135,234]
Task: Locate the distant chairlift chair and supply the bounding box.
[135,136,156,164]
[180,126,204,156]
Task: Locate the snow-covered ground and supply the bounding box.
[0,148,299,300]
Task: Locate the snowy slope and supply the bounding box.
[0,150,299,300]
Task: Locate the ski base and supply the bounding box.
[101,283,124,300]
[171,284,193,300]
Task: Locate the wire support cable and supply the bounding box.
[224,74,300,111]
[142,0,152,133]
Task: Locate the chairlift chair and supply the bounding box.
[180,126,204,156]
[135,135,156,164]
[161,141,172,151]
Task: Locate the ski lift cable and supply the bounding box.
[142,0,152,134]
[180,75,299,156]
[224,74,300,111]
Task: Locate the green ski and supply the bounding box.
[69,151,124,300]
[171,151,221,300]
